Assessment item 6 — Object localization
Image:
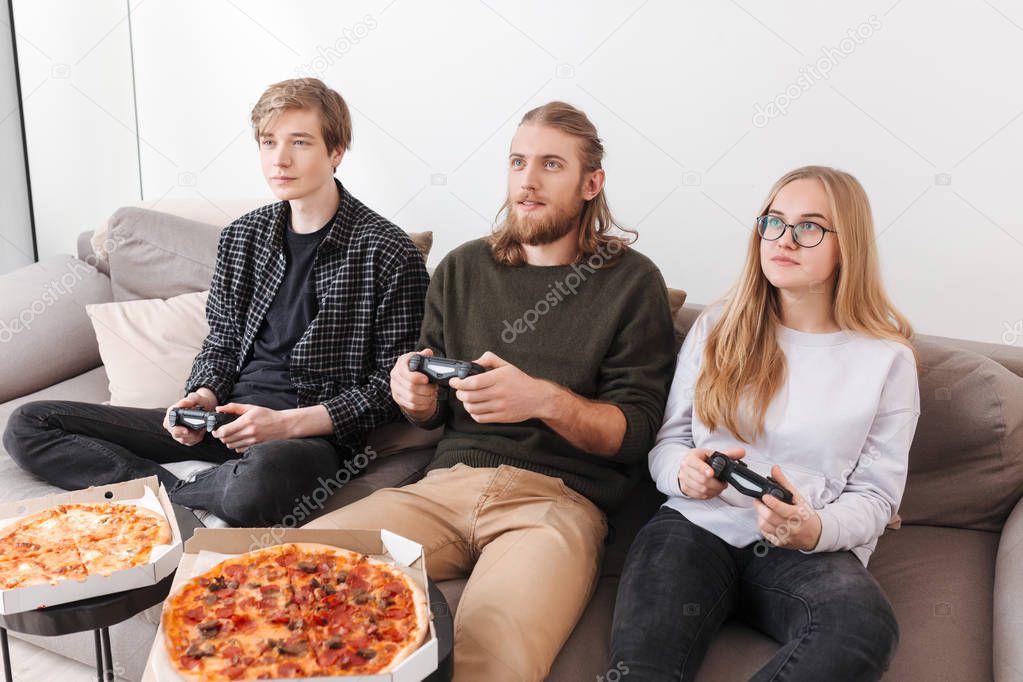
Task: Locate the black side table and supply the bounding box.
[425,581,454,682]
[0,504,202,682]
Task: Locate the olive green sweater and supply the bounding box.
[415,238,675,513]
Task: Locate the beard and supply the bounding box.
[504,195,583,246]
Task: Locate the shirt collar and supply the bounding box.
[268,178,351,254]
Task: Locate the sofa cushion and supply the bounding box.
[666,287,689,351]
[103,207,435,302]
[869,525,998,681]
[86,291,209,408]
[0,256,112,403]
[900,337,1023,531]
[91,198,267,259]
[106,208,223,301]
[0,366,111,505]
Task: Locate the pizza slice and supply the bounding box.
[60,503,172,576]
[0,553,88,590]
[0,508,68,559]
[287,544,429,675]
[164,546,322,680]
[0,508,87,588]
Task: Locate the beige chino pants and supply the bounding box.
[304,463,608,682]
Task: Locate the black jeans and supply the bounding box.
[610,506,899,682]
[3,400,344,527]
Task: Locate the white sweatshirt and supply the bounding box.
[650,305,920,566]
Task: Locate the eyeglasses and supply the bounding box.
[755,215,837,248]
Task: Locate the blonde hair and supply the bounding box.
[251,78,352,161]
[695,166,916,443]
[488,101,634,267]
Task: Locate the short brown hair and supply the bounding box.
[489,101,635,267]
[250,78,353,154]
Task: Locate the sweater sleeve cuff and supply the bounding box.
[612,402,653,463]
[404,398,448,431]
[655,447,687,497]
[806,507,840,554]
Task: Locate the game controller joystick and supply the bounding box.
[707,452,794,504]
[167,408,239,433]
[408,354,487,386]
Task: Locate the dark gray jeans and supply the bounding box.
[610,506,899,682]
[3,400,343,527]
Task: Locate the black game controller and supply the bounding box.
[166,408,239,433]
[707,452,794,504]
[408,354,486,386]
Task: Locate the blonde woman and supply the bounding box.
[610,167,920,681]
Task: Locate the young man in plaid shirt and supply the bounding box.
[5,79,429,526]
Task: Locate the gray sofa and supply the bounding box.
[1,203,1021,681]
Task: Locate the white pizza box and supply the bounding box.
[0,475,184,614]
[141,527,439,682]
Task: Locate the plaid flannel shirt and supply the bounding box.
[184,180,430,454]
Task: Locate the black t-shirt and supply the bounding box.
[228,222,330,410]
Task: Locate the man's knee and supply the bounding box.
[218,442,341,527]
[3,401,58,466]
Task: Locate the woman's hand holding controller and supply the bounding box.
[677,447,746,499]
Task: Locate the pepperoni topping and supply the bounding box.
[276,661,304,677]
[220,664,246,679]
[179,655,200,671]
[184,607,205,622]
[230,614,256,632]
[378,580,406,597]
[223,564,246,580]
[221,644,244,659]
[380,627,403,642]
[320,646,344,666]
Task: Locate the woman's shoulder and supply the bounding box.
[842,333,919,393]
[691,300,728,335]
[846,331,917,363]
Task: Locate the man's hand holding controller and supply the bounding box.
[391,348,440,423]
[164,387,218,446]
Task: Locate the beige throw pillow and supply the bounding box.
[86,291,210,408]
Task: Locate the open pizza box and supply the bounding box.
[0,475,184,614]
[141,527,439,682]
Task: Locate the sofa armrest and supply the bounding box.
[78,229,109,274]
[994,494,1023,681]
[0,255,112,402]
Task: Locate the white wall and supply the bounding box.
[0,0,33,273]
[10,0,141,260]
[17,0,1023,345]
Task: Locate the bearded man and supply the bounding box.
[304,101,675,682]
